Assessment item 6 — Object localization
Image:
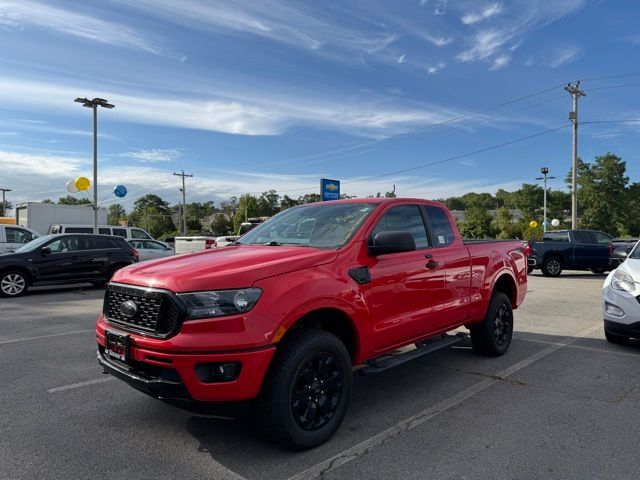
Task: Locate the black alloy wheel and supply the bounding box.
[291,353,343,431]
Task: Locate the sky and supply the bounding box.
[1,0,639,213]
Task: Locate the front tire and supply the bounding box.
[259,329,352,450]
[0,270,29,297]
[470,292,513,356]
[541,257,563,277]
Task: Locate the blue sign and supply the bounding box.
[321,178,340,201]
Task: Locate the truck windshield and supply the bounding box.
[237,203,376,249]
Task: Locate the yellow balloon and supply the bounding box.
[75,176,91,191]
[529,220,538,228]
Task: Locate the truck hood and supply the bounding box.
[113,245,338,292]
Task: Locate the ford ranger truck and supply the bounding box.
[96,198,527,449]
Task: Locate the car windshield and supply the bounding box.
[14,235,54,253]
[237,203,377,249]
[628,242,640,259]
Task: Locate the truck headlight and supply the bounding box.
[179,288,262,319]
[611,270,636,293]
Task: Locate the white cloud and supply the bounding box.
[433,0,448,16]
[0,0,176,58]
[425,34,454,47]
[0,75,469,138]
[0,150,85,178]
[427,62,446,74]
[490,55,510,70]
[397,54,406,64]
[457,29,509,62]
[119,149,182,163]
[461,3,503,25]
[546,45,583,68]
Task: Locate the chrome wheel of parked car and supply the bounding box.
[0,271,28,297]
[542,257,562,277]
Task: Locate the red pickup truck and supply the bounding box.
[96,198,527,449]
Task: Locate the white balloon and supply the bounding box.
[66,180,79,193]
[551,219,560,227]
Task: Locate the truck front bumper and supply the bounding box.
[97,335,275,403]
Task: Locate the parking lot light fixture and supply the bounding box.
[535,167,556,232]
[74,97,115,234]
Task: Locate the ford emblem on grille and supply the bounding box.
[119,300,138,319]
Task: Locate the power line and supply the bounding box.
[252,124,570,195]
[585,81,640,92]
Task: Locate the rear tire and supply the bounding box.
[527,265,535,275]
[541,257,562,277]
[590,267,606,275]
[605,330,630,345]
[470,292,513,356]
[259,329,352,450]
[0,270,29,297]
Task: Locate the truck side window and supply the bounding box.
[425,206,455,247]
[593,232,612,245]
[573,231,592,244]
[5,227,35,244]
[372,206,430,249]
[112,228,127,238]
[542,232,569,242]
[131,229,150,239]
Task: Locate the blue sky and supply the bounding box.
[1,0,639,212]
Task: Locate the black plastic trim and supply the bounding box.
[348,267,371,285]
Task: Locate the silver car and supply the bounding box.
[602,240,640,344]
[128,239,174,262]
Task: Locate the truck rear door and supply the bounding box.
[571,230,610,269]
[423,205,472,327]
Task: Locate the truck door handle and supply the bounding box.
[425,260,440,269]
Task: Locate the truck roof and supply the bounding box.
[307,198,444,206]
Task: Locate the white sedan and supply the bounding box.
[128,239,174,262]
[602,240,640,344]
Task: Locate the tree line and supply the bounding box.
[32,152,636,240]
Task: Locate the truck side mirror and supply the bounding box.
[369,231,416,256]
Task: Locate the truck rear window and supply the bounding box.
[543,232,569,242]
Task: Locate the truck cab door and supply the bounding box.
[365,205,446,353]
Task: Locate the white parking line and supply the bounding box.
[47,376,114,393]
[287,323,602,480]
[514,335,640,358]
[0,329,94,345]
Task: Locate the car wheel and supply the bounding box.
[605,330,630,345]
[527,265,535,275]
[0,270,29,297]
[470,292,513,356]
[590,267,606,275]
[259,329,352,450]
[541,257,563,277]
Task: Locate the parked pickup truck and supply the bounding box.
[528,229,613,277]
[609,238,639,268]
[96,198,527,449]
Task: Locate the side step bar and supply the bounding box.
[359,332,468,376]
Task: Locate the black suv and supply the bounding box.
[0,234,138,297]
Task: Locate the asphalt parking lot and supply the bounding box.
[1,273,639,480]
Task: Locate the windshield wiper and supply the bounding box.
[262,241,310,247]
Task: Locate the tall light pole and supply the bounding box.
[0,188,11,216]
[173,170,193,235]
[536,167,556,232]
[74,97,115,233]
[564,82,585,229]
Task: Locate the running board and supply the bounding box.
[359,333,468,375]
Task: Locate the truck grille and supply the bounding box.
[104,283,184,337]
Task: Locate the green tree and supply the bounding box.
[41,199,54,204]
[128,194,175,238]
[232,194,260,232]
[108,204,127,224]
[458,207,495,239]
[0,200,12,216]
[210,214,232,236]
[492,207,522,239]
[257,190,280,216]
[58,195,91,205]
[280,195,299,210]
[298,193,321,204]
[569,153,629,236]
[512,183,544,220]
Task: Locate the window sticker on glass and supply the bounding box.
[438,235,445,244]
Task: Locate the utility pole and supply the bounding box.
[173,170,193,235]
[0,188,11,216]
[535,167,556,232]
[74,97,115,233]
[564,82,585,230]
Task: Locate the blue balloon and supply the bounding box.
[114,185,127,198]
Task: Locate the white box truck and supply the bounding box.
[15,202,108,235]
